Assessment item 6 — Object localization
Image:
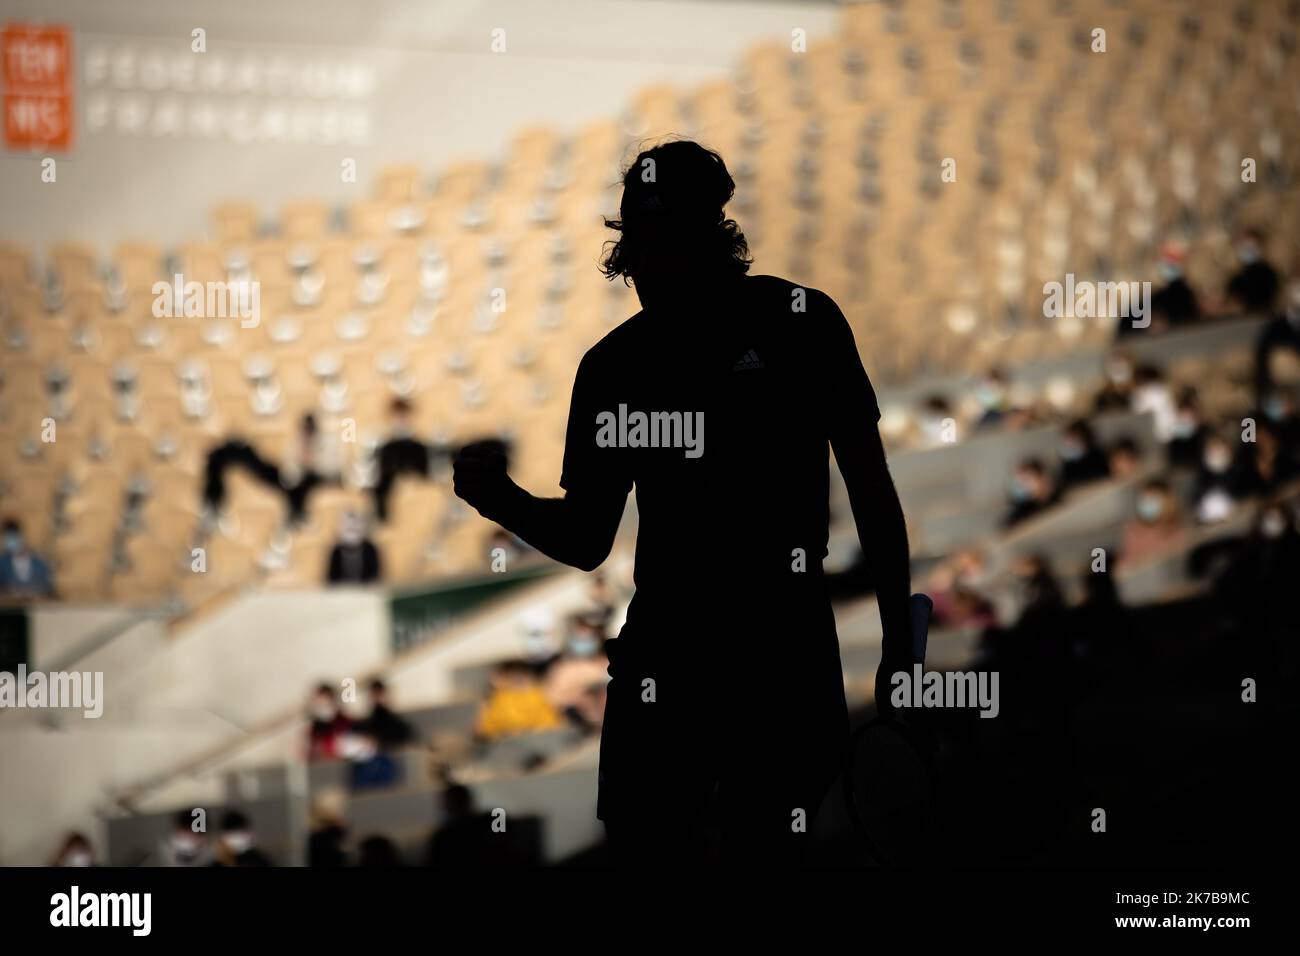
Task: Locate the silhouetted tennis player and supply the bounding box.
[454,141,912,865]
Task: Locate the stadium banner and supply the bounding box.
[388,563,560,654]
[2,23,73,151]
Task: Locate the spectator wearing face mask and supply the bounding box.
[211,810,272,867]
[544,618,610,731]
[1149,243,1201,328]
[1118,480,1186,568]
[916,395,956,448]
[1221,228,1281,315]
[1192,433,1241,524]
[1254,281,1300,402]
[1167,390,1212,469]
[1120,242,1200,335]
[1257,389,1300,453]
[972,368,1011,430]
[153,810,212,867]
[1057,419,1110,490]
[326,510,382,585]
[1003,458,1060,528]
[0,519,54,599]
[306,683,352,761]
[50,832,96,868]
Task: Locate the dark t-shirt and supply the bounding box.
[560,274,880,621]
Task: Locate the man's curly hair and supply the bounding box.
[600,140,752,284]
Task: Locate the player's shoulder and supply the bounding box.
[577,306,653,371]
[744,273,842,316]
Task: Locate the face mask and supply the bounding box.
[311,702,336,721]
[1136,496,1164,522]
[3,532,21,553]
[1172,416,1197,439]
[224,832,253,854]
[1009,479,1033,503]
[1261,513,1286,539]
[172,833,201,859]
[568,637,599,657]
[1263,398,1286,421]
[63,850,92,867]
[1158,262,1182,282]
[1237,244,1259,265]
[976,384,1003,409]
[1059,440,1084,462]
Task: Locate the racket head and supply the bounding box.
[843,716,942,865]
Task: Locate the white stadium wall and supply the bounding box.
[0,0,836,253]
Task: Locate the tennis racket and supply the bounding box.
[842,593,942,865]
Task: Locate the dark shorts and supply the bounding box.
[596,594,849,863]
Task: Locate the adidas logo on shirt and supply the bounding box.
[732,349,765,371]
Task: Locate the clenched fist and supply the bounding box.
[452,439,517,520]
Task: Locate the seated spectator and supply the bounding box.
[544,619,610,731]
[1215,501,1300,617]
[1254,280,1300,401]
[1118,480,1186,568]
[1147,241,1201,329]
[1093,350,1136,413]
[1106,436,1143,480]
[49,832,96,867]
[916,395,956,447]
[0,519,54,598]
[1167,389,1212,469]
[475,661,562,740]
[326,510,382,585]
[1192,433,1241,524]
[972,368,1011,430]
[354,678,413,750]
[1221,228,1281,315]
[373,398,431,522]
[1003,458,1060,527]
[306,683,352,760]
[1234,418,1299,496]
[1259,389,1300,456]
[211,810,272,867]
[1057,419,1110,490]
[153,810,211,867]
[307,789,349,867]
[1130,364,1179,442]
